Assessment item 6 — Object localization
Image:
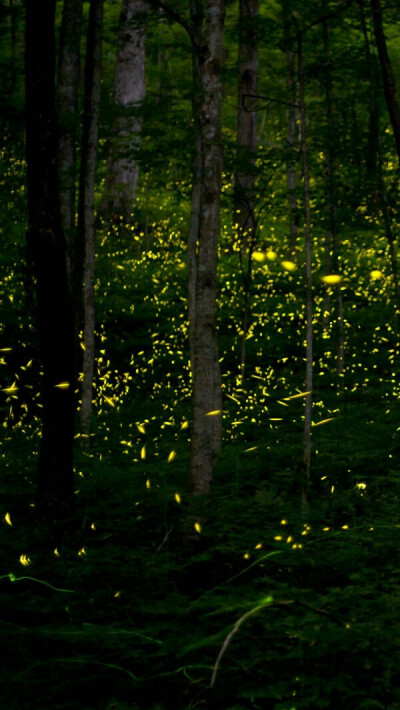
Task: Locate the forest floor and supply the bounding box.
[2,195,400,708]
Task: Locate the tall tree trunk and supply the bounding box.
[370,0,400,165]
[58,0,83,299]
[25,0,76,525]
[321,18,333,331]
[9,0,18,97]
[377,132,400,310]
[320,16,344,374]
[298,32,313,491]
[188,0,224,497]
[362,1,400,312]
[233,0,258,379]
[100,0,148,222]
[322,20,344,375]
[233,0,258,245]
[78,0,103,437]
[188,127,201,379]
[281,0,299,256]
[238,230,256,380]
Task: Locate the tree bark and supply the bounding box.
[8,0,18,97]
[321,17,333,332]
[370,0,400,165]
[78,0,103,437]
[233,0,258,245]
[362,0,400,313]
[25,0,76,525]
[298,32,313,491]
[188,0,224,496]
[320,15,344,375]
[100,0,148,221]
[281,0,299,256]
[58,0,83,299]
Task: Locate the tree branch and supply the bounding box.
[146,0,195,45]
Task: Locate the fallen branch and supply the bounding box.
[209,597,294,688]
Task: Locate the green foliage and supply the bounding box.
[3,0,400,707]
[2,189,400,706]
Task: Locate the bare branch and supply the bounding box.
[146,0,195,44]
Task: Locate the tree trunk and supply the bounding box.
[233,0,258,379]
[188,126,201,379]
[281,0,299,256]
[100,0,148,222]
[233,0,258,246]
[25,0,76,525]
[238,224,257,380]
[188,0,224,497]
[321,16,344,375]
[9,0,18,97]
[362,0,400,313]
[78,0,103,437]
[377,132,400,310]
[321,18,333,332]
[370,0,400,165]
[298,32,313,491]
[58,0,83,299]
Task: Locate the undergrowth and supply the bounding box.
[1,162,400,707]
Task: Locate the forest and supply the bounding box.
[1,0,400,707]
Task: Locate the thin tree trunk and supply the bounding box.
[336,287,344,375]
[282,0,299,256]
[188,0,224,497]
[377,132,400,308]
[298,32,313,489]
[370,0,400,164]
[58,0,83,299]
[233,0,258,379]
[321,16,344,374]
[238,225,257,380]
[100,0,148,221]
[233,0,258,246]
[79,0,103,437]
[321,17,333,332]
[9,0,18,96]
[25,0,76,525]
